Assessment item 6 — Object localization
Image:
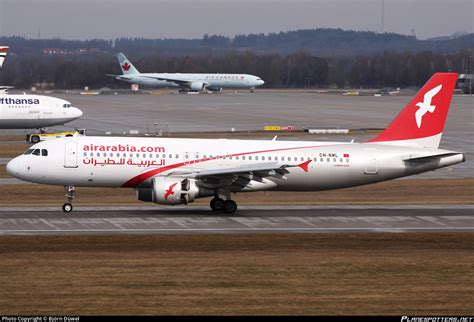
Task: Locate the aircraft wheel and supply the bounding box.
[223,200,238,214]
[31,135,40,143]
[210,198,225,211]
[62,203,73,213]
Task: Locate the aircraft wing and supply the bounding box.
[141,75,191,86]
[167,160,311,189]
[106,74,133,81]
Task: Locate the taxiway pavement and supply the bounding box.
[0,205,472,235]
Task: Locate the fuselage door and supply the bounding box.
[64,141,78,168]
[364,148,378,175]
[41,99,53,117]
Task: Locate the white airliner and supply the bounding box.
[0,95,83,129]
[109,52,265,92]
[7,73,464,213]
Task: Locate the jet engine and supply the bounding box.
[189,82,207,92]
[136,177,212,205]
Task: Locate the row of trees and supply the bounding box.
[2,29,473,57]
[0,49,471,89]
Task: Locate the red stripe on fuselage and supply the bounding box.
[121,143,342,188]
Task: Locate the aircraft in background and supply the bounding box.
[7,73,464,213]
[0,46,8,69]
[0,95,82,130]
[108,52,265,92]
[0,46,11,93]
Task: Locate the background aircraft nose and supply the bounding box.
[71,107,83,119]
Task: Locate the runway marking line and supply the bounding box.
[1,227,473,234]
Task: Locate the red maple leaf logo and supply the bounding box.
[164,182,178,200]
[122,62,131,71]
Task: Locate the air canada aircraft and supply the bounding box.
[108,52,265,92]
[7,73,464,213]
[0,95,83,129]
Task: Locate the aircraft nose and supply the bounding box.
[6,157,22,178]
[71,107,83,119]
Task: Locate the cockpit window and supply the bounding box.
[24,149,34,155]
[41,149,48,156]
[32,149,41,156]
[63,103,72,108]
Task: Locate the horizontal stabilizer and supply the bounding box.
[402,152,464,163]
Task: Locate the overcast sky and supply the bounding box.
[0,0,472,40]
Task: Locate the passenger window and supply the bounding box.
[32,149,40,156]
[42,149,48,156]
[262,156,265,161]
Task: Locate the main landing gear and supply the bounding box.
[210,191,238,214]
[62,185,75,213]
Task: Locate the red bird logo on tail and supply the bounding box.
[164,182,178,200]
[122,62,131,71]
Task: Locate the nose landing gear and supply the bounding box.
[62,185,75,213]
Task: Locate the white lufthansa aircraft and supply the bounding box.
[109,52,265,92]
[0,95,83,129]
[7,73,464,213]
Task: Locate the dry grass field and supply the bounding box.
[0,178,472,206]
[0,233,472,315]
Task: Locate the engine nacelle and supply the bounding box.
[207,87,222,92]
[136,177,214,205]
[189,81,207,92]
